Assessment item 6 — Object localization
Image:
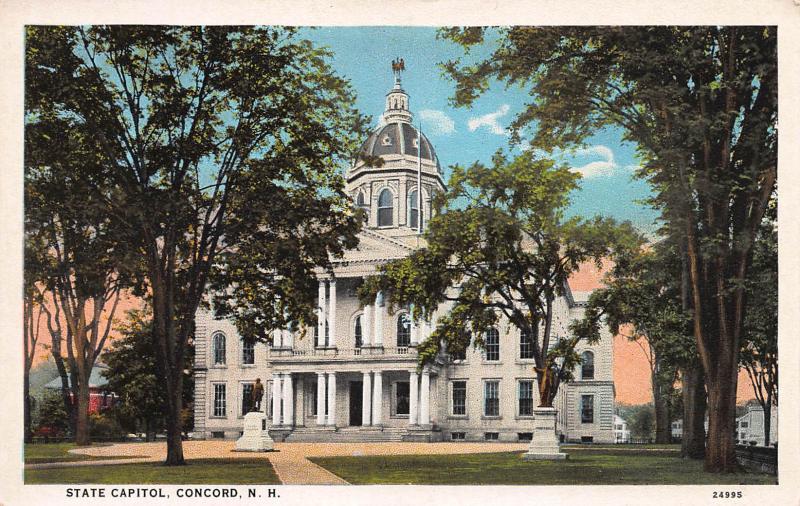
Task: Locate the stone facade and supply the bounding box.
[193,67,616,444]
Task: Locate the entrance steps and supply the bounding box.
[284,426,408,443]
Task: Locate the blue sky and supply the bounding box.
[301,27,661,236]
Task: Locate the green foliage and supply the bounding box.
[101,308,194,435]
[619,404,656,440]
[741,201,777,409]
[361,151,639,405]
[89,412,127,440]
[36,391,70,435]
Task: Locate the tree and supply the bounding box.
[576,244,692,445]
[24,79,132,445]
[620,403,655,441]
[26,26,366,464]
[740,200,777,445]
[442,26,776,472]
[361,152,637,408]
[102,308,194,441]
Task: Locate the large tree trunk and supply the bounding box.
[24,369,33,443]
[681,362,707,459]
[704,370,738,472]
[653,384,671,444]
[762,398,772,447]
[74,368,91,445]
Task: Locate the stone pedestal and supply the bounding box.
[523,407,568,461]
[235,411,274,452]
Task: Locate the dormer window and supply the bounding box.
[381,134,392,146]
[412,138,419,148]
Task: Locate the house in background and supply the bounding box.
[736,402,777,447]
[43,363,117,413]
[613,414,630,443]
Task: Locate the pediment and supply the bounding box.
[334,228,415,264]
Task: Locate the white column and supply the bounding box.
[363,305,373,346]
[373,292,384,347]
[317,281,326,347]
[410,316,419,346]
[362,372,372,426]
[316,373,326,426]
[271,373,281,426]
[327,372,337,426]
[372,371,383,426]
[328,280,337,348]
[283,373,294,426]
[286,328,294,348]
[409,370,418,426]
[420,369,430,426]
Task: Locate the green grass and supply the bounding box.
[310,450,776,485]
[25,458,280,485]
[24,443,145,464]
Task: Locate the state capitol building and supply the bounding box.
[193,68,616,444]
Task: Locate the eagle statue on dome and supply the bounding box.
[391,57,405,73]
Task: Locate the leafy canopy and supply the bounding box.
[361,151,639,405]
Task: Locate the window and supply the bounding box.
[451,432,466,440]
[395,381,410,415]
[485,328,500,361]
[241,383,254,415]
[520,328,534,359]
[397,313,411,347]
[211,431,225,439]
[408,189,423,231]
[212,332,226,365]
[581,394,594,423]
[356,191,369,221]
[741,421,749,428]
[484,380,500,417]
[581,351,595,380]
[381,134,392,146]
[377,189,394,227]
[518,432,533,442]
[213,383,227,417]
[451,380,467,416]
[518,380,534,416]
[450,330,469,362]
[242,338,255,365]
[484,432,499,441]
[314,320,329,347]
[354,315,363,348]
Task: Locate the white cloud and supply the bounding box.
[571,145,625,178]
[418,109,456,135]
[468,104,510,136]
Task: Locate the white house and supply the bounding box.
[192,66,617,444]
[736,403,778,447]
[613,415,631,443]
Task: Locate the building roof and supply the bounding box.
[43,364,110,390]
[359,122,439,168]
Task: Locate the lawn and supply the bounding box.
[24,443,146,465]
[25,458,280,485]
[310,449,776,485]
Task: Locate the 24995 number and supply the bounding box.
[712,491,742,499]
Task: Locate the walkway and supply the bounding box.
[27,441,529,485]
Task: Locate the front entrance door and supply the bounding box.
[349,381,363,426]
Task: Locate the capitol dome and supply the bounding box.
[359,122,439,168]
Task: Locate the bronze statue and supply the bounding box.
[251,378,264,412]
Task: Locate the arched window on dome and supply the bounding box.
[408,189,424,231]
[378,189,394,227]
[397,313,411,347]
[356,191,369,222]
[581,351,595,380]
